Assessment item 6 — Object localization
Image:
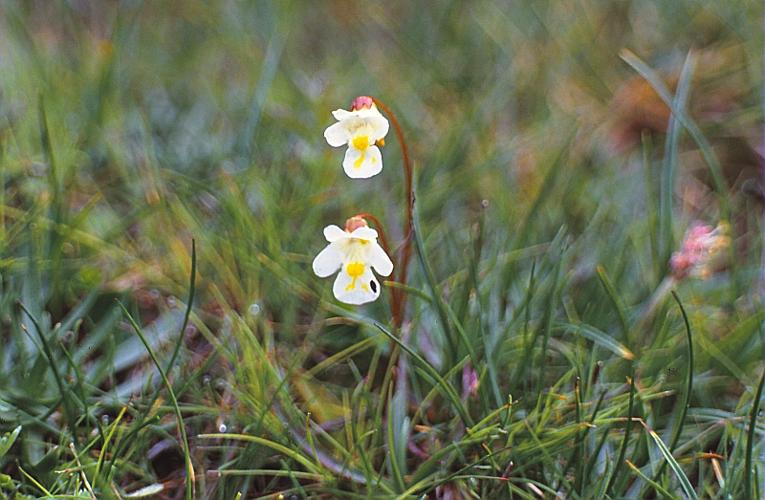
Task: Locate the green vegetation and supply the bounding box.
[0,0,763,497]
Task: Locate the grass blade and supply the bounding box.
[386,384,407,492]
[745,366,765,500]
[165,239,196,375]
[648,429,698,500]
[411,193,457,361]
[619,49,729,219]
[595,265,630,345]
[0,426,21,459]
[625,460,678,499]
[606,369,636,495]
[659,52,694,266]
[635,291,696,497]
[17,302,76,439]
[652,291,694,482]
[118,301,195,499]
[374,322,473,428]
[556,322,635,360]
[197,433,323,476]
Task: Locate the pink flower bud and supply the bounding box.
[670,222,729,280]
[462,363,479,399]
[344,216,368,233]
[351,95,374,111]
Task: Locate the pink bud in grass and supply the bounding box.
[670,222,730,280]
[462,363,479,399]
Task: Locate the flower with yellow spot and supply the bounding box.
[323,96,389,179]
[312,216,393,305]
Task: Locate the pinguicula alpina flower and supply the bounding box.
[312,216,393,305]
[323,96,389,179]
[670,221,730,280]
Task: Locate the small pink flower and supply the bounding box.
[670,222,730,279]
[462,363,479,399]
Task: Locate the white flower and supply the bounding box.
[312,217,393,305]
[323,96,389,179]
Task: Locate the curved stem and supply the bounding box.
[354,212,392,258]
[372,97,414,329]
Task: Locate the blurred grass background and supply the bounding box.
[0,0,763,498]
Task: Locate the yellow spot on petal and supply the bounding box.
[352,135,370,150]
[351,136,370,169]
[354,152,365,169]
[347,262,364,277]
[345,262,365,291]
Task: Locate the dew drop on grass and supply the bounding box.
[202,374,212,385]
[101,414,110,426]
[218,423,227,433]
[248,303,261,316]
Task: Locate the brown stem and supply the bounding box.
[372,97,414,329]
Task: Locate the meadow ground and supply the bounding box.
[0,1,763,498]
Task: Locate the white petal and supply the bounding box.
[368,114,389,141]
[331,109,355,121]
[324,121,349,147]
[368,242,393,277]
[332,263,380,305]
[342,145,383,179]
[349,226,378,241]
[323,225,347,242]
[354,106,381,118]
[312,242,344,277]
